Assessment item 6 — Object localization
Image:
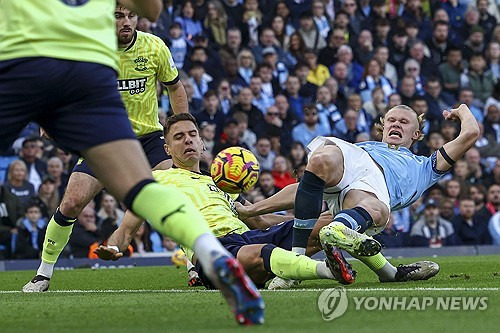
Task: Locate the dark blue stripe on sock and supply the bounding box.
[260,244,277,273]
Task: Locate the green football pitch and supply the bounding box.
[1,255,499,333]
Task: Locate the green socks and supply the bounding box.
[41,211,76,265]
[268,247,322,280]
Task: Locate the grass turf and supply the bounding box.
[0,255,499,333]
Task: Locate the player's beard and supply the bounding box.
[118,30,135,46]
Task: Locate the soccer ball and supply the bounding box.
[210,146,260,194]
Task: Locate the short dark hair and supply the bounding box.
[203,90,218,100]
[433,20,449,28]
[163,113,199,137]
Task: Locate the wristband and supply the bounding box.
[107,245,120,253]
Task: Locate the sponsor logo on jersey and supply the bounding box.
[117,78,148,95]
[134,56,149,71]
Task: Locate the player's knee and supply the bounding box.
[307,149,338,180]
[237,245,264,270]
[361,202,389,227]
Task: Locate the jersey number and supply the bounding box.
[60,0,90,6]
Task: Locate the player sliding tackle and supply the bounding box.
[238,104,479,288]
[2,0,263,325]
[95,114,357,287]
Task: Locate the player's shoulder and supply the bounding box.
[137,31,168,48]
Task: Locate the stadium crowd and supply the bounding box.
[0,0,499,260]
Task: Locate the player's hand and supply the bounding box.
[94,245,123,261]
[442,104,470,121]
[235,202,252,219]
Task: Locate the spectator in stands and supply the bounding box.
[294,61,318,103]
[477,0,497,41]
[452,197,492,245]
[254,105,293,153]
[229,87,263,130]
[287,142,307,170]
[236,48,255,86]
[97,192,125,229]
[233,111,256,149]
[284,75,305,121]
[486,41,499,79]
[217,79,233,115]
[69,204,101,258]
[477,184,500,220]
[398,75,417,106]
[213,118,249,154]
[167,23,187,69]
[250,75,275,114]
[373,46,398,88]
[189,44,224,84]
[241,0,262,47]
[292,104,330,148]
[131,222,153,254]
[204,0,230,48]
[47,156,68,199]
[403,58,425,96]
[401,0,432,41]
[354,30,375,65]
[463,26,486,61]
[318,28,345,69]
[256,170,280,198]
[151,0,175,41]
[304,49,330,86]
[194,90,225,138]
[32,175,59,220]
[374,214,407,248]
[482,100,499,143]
[219,27,243,65]
[252,136,276,171]
[0,180,23,259]
[427,21,450,66]
[256,62,280,100]
[312,0,330,39]
[465,148,486,184]
[263,46,289,89]
[199,122,216,155]
[315,86,341,132]
[425,131,445,158]
[271,16,290,50]
[410,199,456,247]
[181,78,203,114]
[19,137,47,193]
[423,77,453,125]
[188,61,212,100]
[373,18,391,48]
[438,47,464,96]
[441,120,458,144]
[389,31,409,73]
[335,45,363,90]
[175,0,203,46]
[252,27,286,66]
[332,109,362,143]
[285,32,306,67]
[297,11,326,52]
[440,198,457,222]
[5,160,35,210]
[358,58,393,103]
[463,54,495,104]
[342,0,362,38]
[408,40,436,80]
[271,155,296,190]
[14,204,47,259]
[445,178,463,213]
[55,148,76,176]
[362,87,386,119]
[469,184,488,212]
[441,0,467,30]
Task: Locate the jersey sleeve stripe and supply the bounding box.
[162,75,180,86]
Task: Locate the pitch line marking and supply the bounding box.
[1,287,499,294]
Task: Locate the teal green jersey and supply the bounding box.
[0,0,118,70]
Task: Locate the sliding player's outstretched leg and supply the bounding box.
[22,171,103,292]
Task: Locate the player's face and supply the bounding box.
[382,108,420,148]
[115,7,138,46]
[166,121,204,168]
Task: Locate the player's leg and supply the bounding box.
[292,144,343,255]
[23,170,104,292]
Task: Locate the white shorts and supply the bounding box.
[307,136,391,235]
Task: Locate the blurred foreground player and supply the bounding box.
[0,0,263,325]
[23,3,194,292]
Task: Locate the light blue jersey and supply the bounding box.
[356,141,448,211]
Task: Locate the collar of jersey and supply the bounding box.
[171,164,210,176]
[123,31,138,52]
